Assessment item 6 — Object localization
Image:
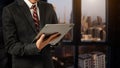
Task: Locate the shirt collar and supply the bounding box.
[24,0,37,8]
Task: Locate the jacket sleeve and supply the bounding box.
[2,7,41,56]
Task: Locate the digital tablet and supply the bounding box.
[33,24,74,45]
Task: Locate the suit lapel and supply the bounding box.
[17,0,38,33]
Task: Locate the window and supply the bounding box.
[81,0,107,42]
[46,0,109,68]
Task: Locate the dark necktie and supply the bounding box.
[31,5,39,32]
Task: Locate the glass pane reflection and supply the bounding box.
[81,0,107,42]
[48,0,73,42]
[78,45,107,68]
[51,45,75,68]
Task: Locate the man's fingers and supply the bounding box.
[49,33,61,41]
[36,34,46,50]
[38,34,45,43]
[36,33,60,50]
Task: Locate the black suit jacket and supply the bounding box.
[2,0,58,68]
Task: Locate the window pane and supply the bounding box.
[48,0,73,42]
[51,45,75,68]
[78,45,108,68]
[81,0,107,42]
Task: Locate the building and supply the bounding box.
[91,52,106,68]
[78,52,106,68]
[78,54,92,68]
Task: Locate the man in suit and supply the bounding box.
[0,0,14,68]
[2,0,59,68]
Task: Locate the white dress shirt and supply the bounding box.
[24,0,40,20]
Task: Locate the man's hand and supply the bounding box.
[36,33,60,51]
